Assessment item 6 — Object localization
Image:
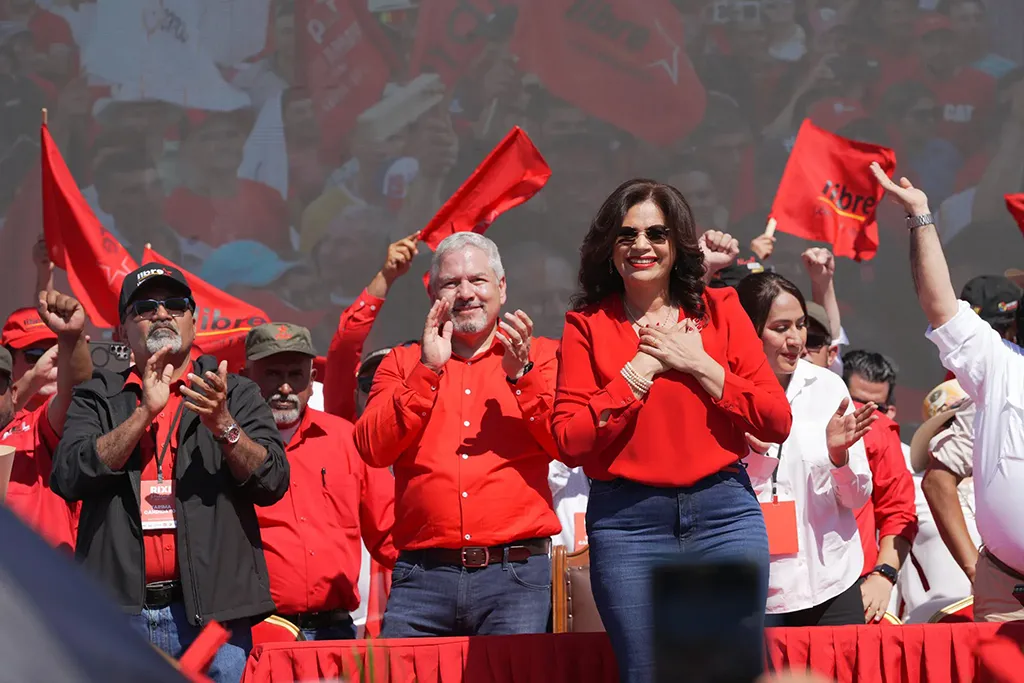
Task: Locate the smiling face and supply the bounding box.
[760,291,807,378]
[612,199,677,292]
[432,246,506,338]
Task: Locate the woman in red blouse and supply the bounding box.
[552,179,792,683]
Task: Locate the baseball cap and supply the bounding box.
[709,260,771,290]
[805,302,832,339]
[960,275,1021,327]
[909,379,970,472]
[118,264,193,320]
[914,13,953,37]
[0,347,12,377]
[245,323,317,362]
[199,241,303,291]
[1,308,56,350]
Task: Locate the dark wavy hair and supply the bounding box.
[735,272,807,337]
[570,178,706,319]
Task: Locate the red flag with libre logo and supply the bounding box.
[142,246,269,372]
[417,126,550,250]
[512,0,705,144]
[41,124,138,328]
[1006,194,1024,236]
[770,120,897,262]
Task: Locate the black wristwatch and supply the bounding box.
[871,563,898,585]
[507,361,534,385]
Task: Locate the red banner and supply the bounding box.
[408,0,502,85]
[42,124,138,328]
[771,120,897,262]
[512,0,705,144]
[418,126,550,250]
[298,0,395,157]
[142,246,269,372]
[1006,194,1024,236]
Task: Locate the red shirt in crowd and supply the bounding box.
[852,406,919,575]
[2,403,79,552]
[354,337,562,550]
[552,288,792,486]
[919,67,996,154]
[256,408,396,614]
[164,180,291,253]
[124,370,187,584]
[324,289,384,422]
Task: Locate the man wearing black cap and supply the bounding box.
[960,275,1021,342]
[51,265,289,683]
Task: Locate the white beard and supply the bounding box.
[272,407,301,426]
[145,329,182,355]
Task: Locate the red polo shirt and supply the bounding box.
[323,289,385,422]
[354,336,562,550]
[124,370,187,584]
[2,403,79,552]
[853,407,919,574]
[552,287,792,486]
[256,408,397,614]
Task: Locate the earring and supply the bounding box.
[608,261,615,274]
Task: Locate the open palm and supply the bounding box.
[825,398,876,457]
[870,162,930,215]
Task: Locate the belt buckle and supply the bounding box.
[461,546,490,568]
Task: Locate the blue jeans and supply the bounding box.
[299,614,356,641]
[587,470,769,683]
[380,551,551,637]
[128,602,252,683]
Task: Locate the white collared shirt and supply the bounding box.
[744,359,873,614]
[926,300,1024,572]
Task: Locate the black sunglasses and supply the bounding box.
[805,334,832,351]
[21,347,49,365]
[616,226,670,245]
[126,297,195,320]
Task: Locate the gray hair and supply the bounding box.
[427,232,505,294]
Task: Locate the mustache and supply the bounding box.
[147,321,179,336]
[452,301,483,312]
[269,394,300,408]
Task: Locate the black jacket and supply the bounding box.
[51,355,289,626]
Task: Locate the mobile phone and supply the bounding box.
[89,340,131,373]
[653,559,764,683]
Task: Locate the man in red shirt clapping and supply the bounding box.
[244,323,397,640]
[354,232,561,637]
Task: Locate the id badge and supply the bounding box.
[573,512,589,551]
[760,498,799,556]
[141,480,176,530]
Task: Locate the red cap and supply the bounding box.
[807,98,868,133]
[1,308,56,350]
[915,13,953,37]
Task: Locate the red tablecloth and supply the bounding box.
[242,623,1024,683]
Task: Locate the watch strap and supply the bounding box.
[906,213,934,230]
[507,361,534,385]
[215,422,240,444]
[871,563,898,585]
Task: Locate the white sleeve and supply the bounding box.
[827,389,873,509]
[925,301,1017,404]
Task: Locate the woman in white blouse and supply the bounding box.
[736,272,876,626]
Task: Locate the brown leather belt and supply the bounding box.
[400,538,550,568]
[984,549,1024,582]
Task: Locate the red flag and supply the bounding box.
[142,246,270,372]
[1006,194,1024,236]
[770,120,897,262]
[409,0,498,85]
[512,0,705,144]
[298,0,395,158]
[417,126,550,250]
[41,124,138,328]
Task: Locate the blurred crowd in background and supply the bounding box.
[2,0,1023,427]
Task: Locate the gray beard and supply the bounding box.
[451,306,489,335]
[145,329,182,355]
[272,407,301,426]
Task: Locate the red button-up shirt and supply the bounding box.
[553,288,792,486]
[853,406,919,574]
[324,289,384,422]
[124,370,187,584]
[256,408,397,614]
[2,403,79,552]
[354,336,562,550]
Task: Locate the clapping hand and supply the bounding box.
[420,299,453,373]
[825,398,877,466]
[182,361,235,435]
[141,347,174,417]
[497,310,533,380]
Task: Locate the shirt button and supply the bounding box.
[300,516,306,522]
[465,389,471,395]
[462,491,468,498]
[515,390,521,396]
[463,420,470,427]
[370,305,377,311]
[430,386,436,391]
[461,454,468,460]
[310,551,315,556]
[529,417,535,422]
[466,361,472,366]
[359,301,365,307]
[464,534,471,540]
[420,412,426,417]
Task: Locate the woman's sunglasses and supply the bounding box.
[615,227,670,245]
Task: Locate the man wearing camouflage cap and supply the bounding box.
[244,323,397,640]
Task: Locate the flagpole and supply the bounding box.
[41,108,48,125]
[764,217,777,237]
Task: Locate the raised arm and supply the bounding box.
[39,291,93,435]
[870,163,958,329]
[803,248,842,342]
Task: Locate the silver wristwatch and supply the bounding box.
[906,213,934,229]
[214,422,241,445]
